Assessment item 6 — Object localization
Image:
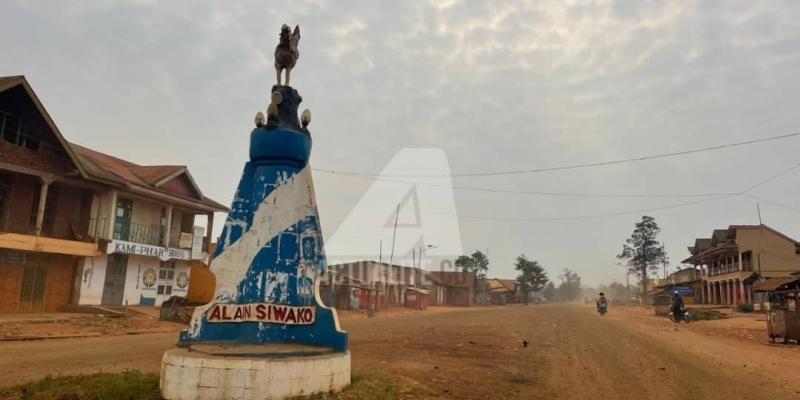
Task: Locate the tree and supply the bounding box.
[542,281,556,300]
[455,250,489,279]
[557,268,582,301]
[514,255,548,304]
[597,281,629,302]
[455,250,490,302]
[617,215,668,304]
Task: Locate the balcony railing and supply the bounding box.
[115,222,164,246]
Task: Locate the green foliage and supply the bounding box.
[596,281,631,302]
[542,281,556,300]
[514,255,548,303]
[0,371,160,400]
[557,268,582,301]
[0,371,441,400]
[455,250,490,279]
[617,215,668,297]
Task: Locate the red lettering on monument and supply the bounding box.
[256,304,266,319]
[209,305,221,320]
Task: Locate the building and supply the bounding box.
[649,267,702,306]
[320,261,476,309]
[426,271,475,307]
[683,225,800,307]
[0,75,226,312]
[323,261,425,307]
[486,278,517,304]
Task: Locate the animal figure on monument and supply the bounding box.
[275,24,301,86]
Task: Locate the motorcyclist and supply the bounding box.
[670,291,684,320]
[596,292,608,313]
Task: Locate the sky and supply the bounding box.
[3,0,800,286]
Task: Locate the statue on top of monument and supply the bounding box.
[275,24,301,86]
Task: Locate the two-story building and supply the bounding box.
[683,225,800,307]
[0,75,227,312]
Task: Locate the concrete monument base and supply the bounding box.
[160,344,350,400]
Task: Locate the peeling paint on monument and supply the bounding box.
[179,85,347,352]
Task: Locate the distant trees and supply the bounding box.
[542,282,556,300]
[455,250,489,280]
[557,268,582,301]
[617,215,668,303]
[514,255,548,304]
[456,250,490,300]
[597,281,630,302]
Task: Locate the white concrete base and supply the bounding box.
[160,347,350,400]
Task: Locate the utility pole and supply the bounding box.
[387,203,400,309]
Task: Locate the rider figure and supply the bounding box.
[671,291,684,319]
[597,292,608,311]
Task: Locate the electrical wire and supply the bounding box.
[419,161,800,222]
[312,131,800,178]
[317,171,740,199]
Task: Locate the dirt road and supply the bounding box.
[2,304,799,399]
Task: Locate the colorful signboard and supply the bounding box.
[107,240,190,261]
[206,303,315,325]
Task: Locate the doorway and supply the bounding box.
[102,254,128,305]
[113,198,133,241]
[19,265,47,312]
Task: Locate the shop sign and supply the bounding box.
[108,240,190,261]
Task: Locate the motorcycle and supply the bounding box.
[668,308,691,323]
[597,302,608,316]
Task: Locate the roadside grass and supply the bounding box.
[0,371,439,400]
[0,371,161,400]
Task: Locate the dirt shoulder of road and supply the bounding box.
[0,312,183,340]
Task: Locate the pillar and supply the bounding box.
[746,284,753,304]
[164,205,173,247]
[206,212,215,255]
[107,189,118,239]
[701,281,706,304]
[739,280,745,305]
[723,281,729,305]
[729,280,734,305]
[710,282,716,304]
[33,176,52,236]
[738,252,743,272]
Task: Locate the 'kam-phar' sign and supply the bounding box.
[108,240,190,261]
[207,303,315,325]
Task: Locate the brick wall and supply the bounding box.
[0,261,24,313]
[0,252,78,313]
[0,140,76,176]
[3,174,36,234]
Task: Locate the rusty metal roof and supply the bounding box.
[753,276,800,292]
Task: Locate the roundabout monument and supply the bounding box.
[160,25,350,400]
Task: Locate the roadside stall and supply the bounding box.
[405,288,430,310]
[753,275,800,344]
[650,289,673,316]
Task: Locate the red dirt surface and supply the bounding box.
[1,304,799,399]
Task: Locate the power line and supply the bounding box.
[312,131,800,178]
[420,161,800,222]
[316,171,739,199]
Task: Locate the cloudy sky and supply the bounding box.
[3,0,800,286]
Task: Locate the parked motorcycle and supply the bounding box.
[668,309,691,323]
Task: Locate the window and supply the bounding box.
[157,261,175,296]
[159,260,175,280]
[157,285,173,295]
[0,111,40,151]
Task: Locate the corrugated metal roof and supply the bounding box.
[753,276,800,292]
